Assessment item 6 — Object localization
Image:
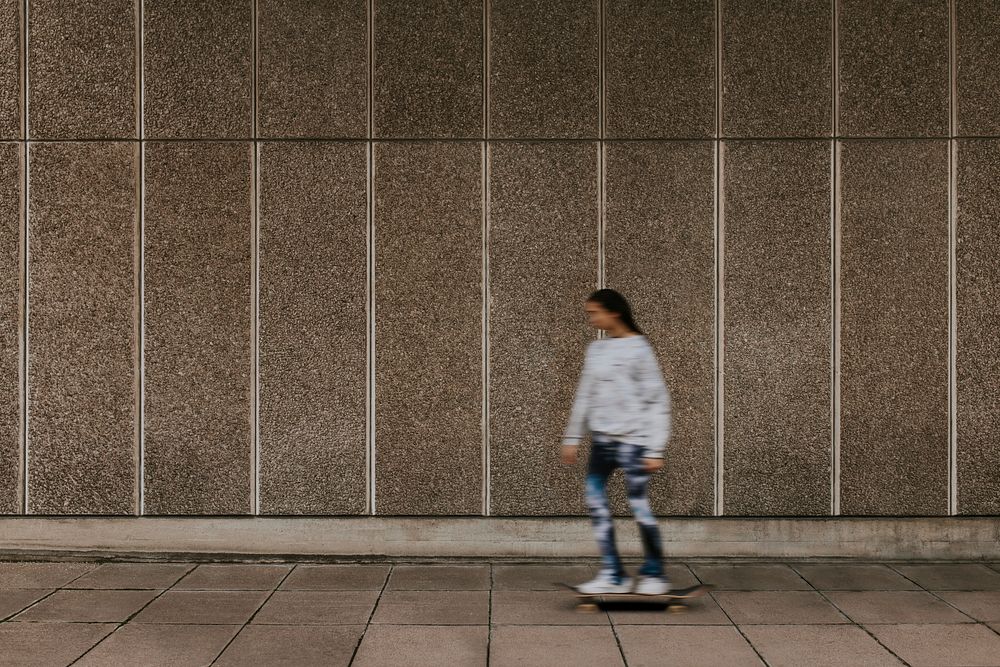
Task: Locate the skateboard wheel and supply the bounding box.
[667,604,687,613]
[577,603,599,613]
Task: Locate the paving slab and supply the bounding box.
[713,591,849,625]
[280,564,390,590]
[493,564,597,590]
[892,564,1000,591]
[0,562,96,588]
[740,625,903,667]
[353,625,488,667]
[0,622,116,667]
[490,625,624,667]
[132,590,269,624]
[253,590,380,625]
[865,623,1000,667]
[386,565,491,590]
[607,592,732,625]
[74,623,241,667]
[12,589,159,622]
[68,562,194,589]
[172,564,292,590]
[491,590,612,625]
[792,564,919,590]
[931,591,1000,622]
[0,589,52,620]
[616,625,762,667]
[214,624,366,667]
[823,591,975,624]
[371,590,489,625]
[689,564,811,590]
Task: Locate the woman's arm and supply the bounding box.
[562,343,595,446]
[636,342,672,459]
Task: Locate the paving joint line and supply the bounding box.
[346,562,393,666]
[207,563,297,665]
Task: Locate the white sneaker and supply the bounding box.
[576,570,633,594]
[634,576,671,595]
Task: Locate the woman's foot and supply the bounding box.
[577,569,634,594]
[634,575,671,595]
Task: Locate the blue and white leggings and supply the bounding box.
[585,434,665,581]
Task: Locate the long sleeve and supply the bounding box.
[562,343,595,445]
[635,342,672,458]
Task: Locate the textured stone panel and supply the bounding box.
[27,142,136,514]
[956,139,1000,515]
[956,0,1000,136]
[489,0,598,138]
[258,142,367,515]
[0,143,19,514]
[258,0,366,138]
[605,0,714,139]
[0,0,18,139]
[28,0,136,139]
[723,141,832,516]
[489,142,597,515]
[375,0,482,138]
[839,140,948,515]
[144,0,252,139]
[603,141,715,516]
[838,0,948,137]
[722,0,831,137]
[374,142,482,515]
[143,142,252,515]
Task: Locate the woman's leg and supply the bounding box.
[620,443,665,579]
[585,438,625,580]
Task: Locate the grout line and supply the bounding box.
[207,566,297,665]
[947,0,958,517]
[713,0,724,517]
[831,0,840,518]
[12,134,1000,143]
[367,0,375,516]
[597,0,605,292]
[481,0,491,518]
[21,0,29,514]
[347,563,394,665]
[136,0,144,516]
[250,0,260,516]
[811,588,913,666]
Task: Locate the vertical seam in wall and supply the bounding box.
[948,0,958,516]
[481,0,491,516]
[831,0,841,516]
[597,0,605,291]
[714,0,724,517]
[367,0,375,515]
[136,0,144,515]
[250,0,260,515]
[20,0,29,514]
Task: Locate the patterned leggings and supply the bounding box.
[584,435,665,580]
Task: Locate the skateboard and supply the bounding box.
[557,582,713,613]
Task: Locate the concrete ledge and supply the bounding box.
[0,517,998,560]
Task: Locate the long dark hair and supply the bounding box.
[588,288,643,335]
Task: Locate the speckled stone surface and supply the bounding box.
[603,141,715,516]
[143,0,251,139]
[838,0,948,137]
[374,143,482,515]
[28,0,136,139]
[0,0,18,139]
[488,142,597,515]
[956,139,1000,515]
[0,143,19,514]
[605,0,714,139]
[26,142,136,514]
[839,140,948,516]
[489,0,598,138]
[956,0,1000,136]
[258,0,366,138]
[722,0,831,138]
[722,141,832,516]
[143,142,252,515]
[258,142,367,515]
[375,0,482,138]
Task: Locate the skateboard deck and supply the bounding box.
[557,582,713,613]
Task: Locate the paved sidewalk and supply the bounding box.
[2,559,1000,666]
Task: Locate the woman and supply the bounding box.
[561,288,673,595]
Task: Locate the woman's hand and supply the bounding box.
[561,444,579,465]
[642,458,663,473]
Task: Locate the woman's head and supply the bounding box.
[584,288,643,335]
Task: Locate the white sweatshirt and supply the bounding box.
[562,335,673,458]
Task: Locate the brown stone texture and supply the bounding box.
[143,142,252,515]
[375,0,482,138]
[489,0,598,138]
[723,141,832,516]
[838,0,948,137]
[488,142,597,515]
[722,0,832,138]
[0,0,18,139]
[374,142,483,515]
[605,0,714,139]
[26,142,136,515]
[603,141,715,516]
[258,142,367,515]
[956,139,1000,515]
[143,0,252,139]
[839,140,948,515]
[0,143,19,514]
[956,0,1000,136]
[28,0,136,139]
[258,0,367,138]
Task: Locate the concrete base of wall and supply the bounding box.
[1,517,998,561]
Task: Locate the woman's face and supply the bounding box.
[584,300,620,331]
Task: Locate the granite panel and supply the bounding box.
[0,143,19,514]
[143,142,252,514]
[143,0,252,139]
[0,0,18,139]
[839,140,948,515]
[489,0,599,138]
[375,0,482,138]
[26,142,136,515]
[723,141,832,516]
[258,142,367,515]
[374,142,482,515]
[957,3,1000,137]
[722,0,832,137]
[605,0,714,139]
[258,0,366,138]
[838,0,948,137]
[489,142,597,515]
[28,0,136,139]
[603,141,715,516]
[956,139,1000,515]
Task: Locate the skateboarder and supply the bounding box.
[561,288,673,596]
